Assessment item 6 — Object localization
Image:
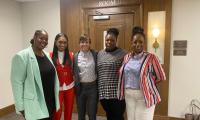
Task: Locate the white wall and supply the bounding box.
[21,0,60,51]
[0,0,23,109]
[168,0,200,118]
[0,0,60,109]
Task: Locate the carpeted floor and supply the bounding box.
[0,112,106,120]
[0,112,184,120]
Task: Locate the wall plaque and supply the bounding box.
[173,40,187,56]
[173,40,187,48]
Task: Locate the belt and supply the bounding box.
[80,81,96,86]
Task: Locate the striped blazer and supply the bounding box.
[118,52,166,108]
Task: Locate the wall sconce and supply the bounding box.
[152,27,160,52]
[148,11,166,64]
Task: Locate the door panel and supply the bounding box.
[89,14,134,51]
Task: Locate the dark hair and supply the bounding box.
[132,26,145,39]
[30,29,47,44]
[79,34,91,43]
[106,28,119,39]
[52,33,72,66]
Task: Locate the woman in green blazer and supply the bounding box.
[11,29,60,120]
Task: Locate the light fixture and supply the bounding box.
[147,11,166,64]
[152,27,160,52]
[93,15,110,20]
[93,10,110,20]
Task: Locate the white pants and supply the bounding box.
[125,89,155,120]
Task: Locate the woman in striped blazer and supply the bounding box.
[118,26,166,120]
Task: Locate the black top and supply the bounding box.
[36,55,56,116]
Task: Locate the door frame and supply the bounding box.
[80,0,143,35]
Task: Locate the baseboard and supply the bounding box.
[154,115,185,120]
[0,105,184,120]
[0,104,15,117]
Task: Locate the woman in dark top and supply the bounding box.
[11,29,60,120]
[97,28,126,120]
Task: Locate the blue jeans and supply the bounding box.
[76,81,98,120]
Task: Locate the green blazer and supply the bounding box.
[11,46,60,120]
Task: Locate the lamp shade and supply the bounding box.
[152,28,160,38]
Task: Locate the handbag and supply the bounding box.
[185,99,200,120]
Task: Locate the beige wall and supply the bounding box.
[21,0,60,51]
[169,0,200,118]
[0,0,60,109]
[0,0,23,108]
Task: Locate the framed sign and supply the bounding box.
[173,40,187,56]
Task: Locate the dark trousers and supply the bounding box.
[100,99,126,120]
[76,82,98,120]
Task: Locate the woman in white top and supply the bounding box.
[73,34,98,120]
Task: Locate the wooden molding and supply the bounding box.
[0,104,15,117]
[81,0,141,8]
[154,115,184,120]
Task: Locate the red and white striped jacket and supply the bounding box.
[118,52,166,108]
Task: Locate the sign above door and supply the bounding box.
[81,0,141,8]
